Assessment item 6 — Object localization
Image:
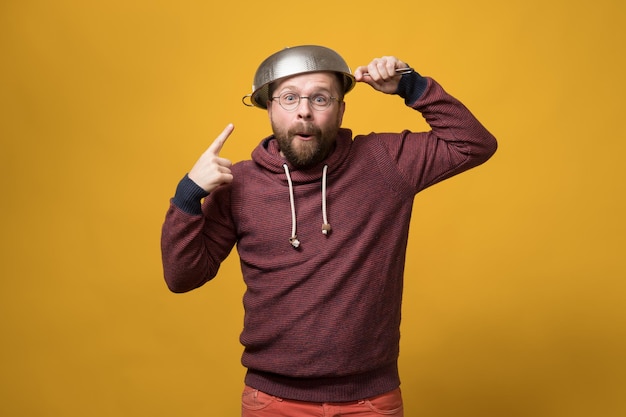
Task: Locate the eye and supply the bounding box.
[281,93,298,103]
[311,94,329,105]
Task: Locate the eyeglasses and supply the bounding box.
[271,92,340,112]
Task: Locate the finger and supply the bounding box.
[383,58,400,78]
[215,155,233,169]
[207,123,234,155]
[355,64,383,87]
[353,65,369,81]
[370,60,387,79]
[356,60,391,82]
[364,60,382,80]
[374,57,402,79]
[355,62,386,81]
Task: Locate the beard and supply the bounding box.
[271,121,339,169]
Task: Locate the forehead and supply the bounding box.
[273,71,341,92]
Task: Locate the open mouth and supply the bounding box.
[295,133,314,140]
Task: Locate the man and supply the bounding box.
[161,45,497,416]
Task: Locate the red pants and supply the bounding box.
[241,385,403,416]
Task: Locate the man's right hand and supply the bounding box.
[188,123,234,193]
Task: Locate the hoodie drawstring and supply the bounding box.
[321,165,332,235]
[283,164,331,248]
[283,164,300,248]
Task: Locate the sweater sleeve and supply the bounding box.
[160,178,237,293]
[382,72,498,193]
[171,174,209,215]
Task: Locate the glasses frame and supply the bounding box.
[271,92,341,112]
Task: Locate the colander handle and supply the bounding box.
[241,94,254,107]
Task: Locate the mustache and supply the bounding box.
[287,123,322,136]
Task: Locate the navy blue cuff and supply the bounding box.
[395,70,428,106]
[172,174,209,215]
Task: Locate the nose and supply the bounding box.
[296,98,313,119]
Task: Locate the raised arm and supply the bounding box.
[160,124,237,293]
[356,55,497,191]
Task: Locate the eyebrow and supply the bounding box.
[277,85,333,95]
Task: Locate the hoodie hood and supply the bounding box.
[251,128,353,247]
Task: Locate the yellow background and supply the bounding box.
[1,0,625,416]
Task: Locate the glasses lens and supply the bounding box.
[279,93,299,110]
[310,94,330,110]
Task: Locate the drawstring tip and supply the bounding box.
[322,224,332,235]
[290,237,300,248]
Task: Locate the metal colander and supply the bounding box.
[243,45,356,109]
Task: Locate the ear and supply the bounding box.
[337,100,346,126]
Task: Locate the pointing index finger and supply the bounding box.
[209,123,234,155]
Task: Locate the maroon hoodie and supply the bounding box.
[161,73,497,402]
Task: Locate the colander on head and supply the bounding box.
[242,45,356,109]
